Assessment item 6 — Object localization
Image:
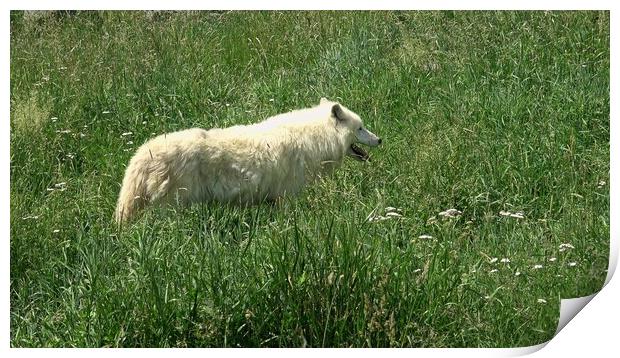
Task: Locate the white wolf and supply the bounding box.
[114,98,381,223]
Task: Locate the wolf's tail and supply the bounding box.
[114,156,149,224]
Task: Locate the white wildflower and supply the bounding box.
[102,110,111,114]
[327,272,335,285]
[515,271,521,276]
[53,229,60,233]
[499,210,524,219]
[489,269,498,273]
[537,299,547,304]
[56,129,72,134]
[439,208,462,218]
[367,215,388,223]
[548,257,557,262]
[121,132,133,137]
[413,268,422,273]
[500,258,510,263]
[568,262,577,267]
[367,207,403,222]
[418,234,433,239]
[489,257,498,264]
[533,264,543,269]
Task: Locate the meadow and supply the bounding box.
[10,11,609,347]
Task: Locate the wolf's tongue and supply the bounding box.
[351,143,369,161]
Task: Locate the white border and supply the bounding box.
[3,1,617,357]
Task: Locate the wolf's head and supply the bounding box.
[321,98,382,161]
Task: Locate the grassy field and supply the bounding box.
[10,11,609,347]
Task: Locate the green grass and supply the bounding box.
[10,10,609,347]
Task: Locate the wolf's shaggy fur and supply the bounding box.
[114,98,380,223]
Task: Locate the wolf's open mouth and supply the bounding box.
[350,143,370,161]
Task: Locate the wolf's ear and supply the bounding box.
[331,103,345,121]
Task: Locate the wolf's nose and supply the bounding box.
[378,138,382,145]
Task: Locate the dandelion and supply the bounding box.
[439,208,462,218]
[500,258,511,263]
[533,264,543,269]
[418,234,433,239]
[537,299,547,304]
[568,262,577,267]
